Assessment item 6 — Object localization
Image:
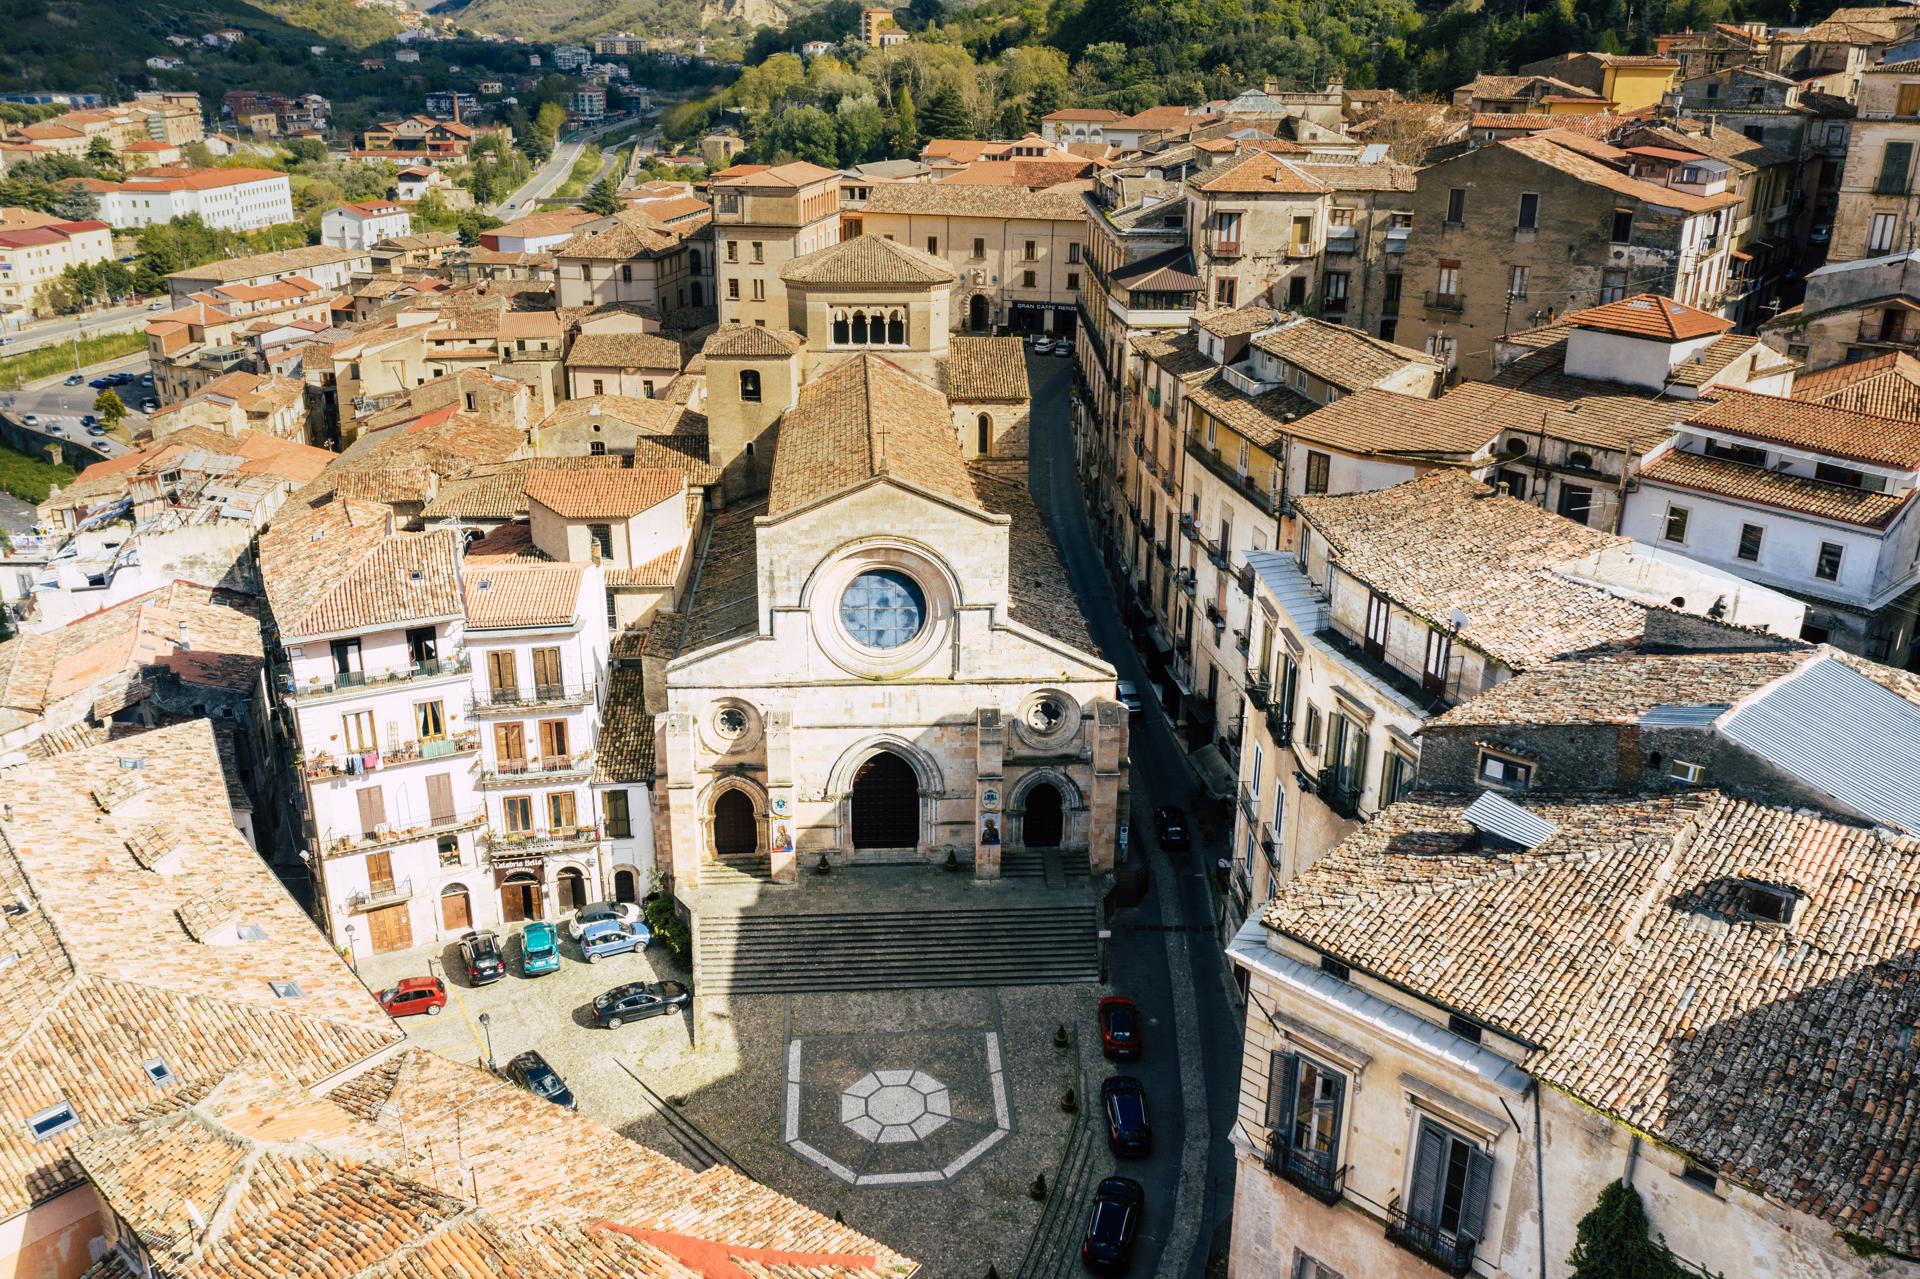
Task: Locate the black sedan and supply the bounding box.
[1151,806,1190,851]
[1081,1176,1145,1273]
[459,930,506,986]
[505,1049,575,1110]
[592,979,691,1028]
[1101,1076,1151,1156]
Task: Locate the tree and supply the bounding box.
[51,187,98,222]
[286,136,328,165]
[456,208,503,246]
[93,389,127,430]
[85,136,120,172]
[918,83,970,139]
[581,177,623,215]
[534,101,568,149]
[1568,1182,1718,1279]
[891,85,918,157]
[1026,78,1064,130]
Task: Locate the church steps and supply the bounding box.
[693,902,1100,993]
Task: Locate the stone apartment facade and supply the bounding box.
[711,160,842,327]
[1830,60,1920,263]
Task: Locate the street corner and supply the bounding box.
[784,1025,1012,1188]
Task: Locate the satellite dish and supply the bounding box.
[1449,609,1470,630]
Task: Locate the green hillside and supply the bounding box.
[438,0,803,44]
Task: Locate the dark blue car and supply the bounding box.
[1081,1176,1144,1273]
[1102,1076,1151,1156]
[505,1049,575,1109]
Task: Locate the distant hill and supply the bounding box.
[0,0,404,96]
[440,0,801,42]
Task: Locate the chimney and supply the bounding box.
[1264,78,1279,95]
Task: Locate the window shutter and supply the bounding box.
[1459,1147,1495,1243]
[1266,1051,1300,1135]
[1323,1069,1346,1164]
[425,773,454,825]
[1407,1120,1448,1224]
[1350,728,1370,793]
[356,786,387,836]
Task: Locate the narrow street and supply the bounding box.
[1026,352,1246,1276]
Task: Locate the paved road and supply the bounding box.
[0,351,152,462]
[0,300,164,356]
[1026,351,1245,1277]
[493,120,635,217]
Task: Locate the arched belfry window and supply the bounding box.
[833,311,850,344]
[887,310,906,344]
[739,369,760,402]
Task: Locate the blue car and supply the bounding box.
[1102,1076,1152,1156]
[88,378,111,389]
[520,920,560,976]
[579,918,651,963]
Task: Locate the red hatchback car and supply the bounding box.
[1100,995,1142,1060]
[379,976,447,1018]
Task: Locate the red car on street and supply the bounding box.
[1100,995,1141,1060]
[379,976,447,1018]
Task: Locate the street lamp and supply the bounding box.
[343,923,356,972]
[478,1011,495,1072]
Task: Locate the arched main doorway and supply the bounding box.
[500,872,541,923]
[969,293,990,332]
[613,867,639,903]
[713,788,758,855]
[850,751,920,848]
[557,866,587,914]
[1024,783,1064,847]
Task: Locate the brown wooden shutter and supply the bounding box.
[540,719,569,759]
[495,723,525,763]
[366,850,394,890]
[425,773,455,825]
[532,647,562,695]
[487,650,518,698]
[356,786,387,837]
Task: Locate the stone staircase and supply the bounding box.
[693,899,1101,994]
[1000,848,1091,881]
[700,855,773,889]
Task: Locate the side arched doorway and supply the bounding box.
[969,293,990,332]
[500,872,541,923]
[613,867,639,903]
[1024,783,1064,847]
[440,883,472,932]
[714,788,758,855]
[557,866,587,914]
[851,751,921,849]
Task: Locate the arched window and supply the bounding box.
[1569,450,1594,469]
[691,282,704,307]
[1503,437,1529,458]
[978,414,992,455]
[739,369,761,402]
[689,248,702,273]
[887,310,905,345]
[852,312,870,344]
[833,311,850,345]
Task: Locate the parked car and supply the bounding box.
[139,399,158,413]
[139,373,153,385]
[459,929,506,985]
[19,415,37,426]
[1053,338,1074,358]
[579,919,651,963]
[79,414,96,428]
[109,372,134,385]
[147,299,167,310]
[1152,806,1189,851]
[45,423,63,435]
[1099,995,1142,1060]
[1032,335,1055,354]
[1810,222,1833,245]
[1102,1076,1151,1155]
[1115,681,1143,716]
[86,424,107,437]
[1080,1177,1145,1273]
[505,1049,575,1109]
[566,899,642,940]
[63,374,83,386]
[88,378,111,389]
[378,975,446,1018]
[520,920,560,976]
[591,979,691,1027]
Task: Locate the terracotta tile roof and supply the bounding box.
[261,501,464,640]
[863,181,1089,221]
[1444,337,1689,453]
[1684,389,1920,470]
[1793,352,1920,418]
[781,233,957,286]
[702,325,806,358]
[1185,375,1317,448]
[463,519,547,564]
[769,356,981,517]
[74,1048,911,1279]
[1291,159,1418,191]
[165,245,363,285]
[526,467,685,519]
[1195,304,1283,338]
[595,668,655,782]
[463,563,584,629]
[1499,131,1743,213]
[945,336,1029,401]
[969,464,1097,652]
[1190,149,1328,194]
[1640,447,1914,528]
[0,721,401,1222]
[606,544,683,587]
[1567,292,1733,341]
[1297,471,1643,666]
[1262,789,1920,1255]
[1665,333,1767,387]
[491,208,598,238]
[678,500,763,652]
[1133,329,1218,381]
[1286,388,1497,458]
[556,209,691,261]
[1250,316,1439,390]
[566,330,685,369]
[1428,642,1811,728]
[416,455,626,522]
[711,159,839,187]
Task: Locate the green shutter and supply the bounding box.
[1407,1119,1449,1226]
[1459,1147,1495,1243]
[1879,141,1913,194]
[1266,1051,1299,1135]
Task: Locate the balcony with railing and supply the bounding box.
[1386,1207,1478,1277]
[1238,783,1258,821]
[304,730,480,780]
[1247,675,1271,710]
[1317,766,1363,819]
[321,806,486,858]
[1424,290,1466,313]
[1186,434,1280,516]
[480,823,604,861]
[478,750,596,787]
[284,651,471,702]
[344,877,413,913]
[1265,705,1292,745]
[1176,567,1197,598]
[1324,225,1358,254]
[1285,239,1316,259]
[1179,513,1199,543]
[1222,363,1281,397]
[469,678,598,715]
[1208,235,1242,259]
[1264,1137,1345,1205]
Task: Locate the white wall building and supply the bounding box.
[93,166,295,231]
[321,200,413,250]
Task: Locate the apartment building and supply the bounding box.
[145,278,336,403]
[565,326,686,398]
[711,160,841,327]
[1765,245,1920,368]
[1227,619,1918,1279]
[1397,130,1741,380]
[856,182,1086,335]
[165,244,370,302]
[147,368,308,441]
[0,215,111,315]
[1041,107,1125,144]
[1623,388,1920,661]
[552,206,711,312]
[320,199,413,249]
[87,165,293,231]
[1189,150,1331,313]
[1516,50,1682,112]
[1830,60,1920,263]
